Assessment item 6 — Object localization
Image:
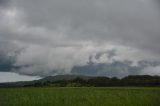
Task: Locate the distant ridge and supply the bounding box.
[39,75,92,82]
[0,75,92,87]
[0,75,160,87]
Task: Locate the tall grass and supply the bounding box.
[0,87,160,106]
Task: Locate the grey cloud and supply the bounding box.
[94,50,116,60]
[10,0,160,54]
[0,0,160,77]
[72,60,160,78]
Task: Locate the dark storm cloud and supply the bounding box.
[154,0,160,11]
[0,0,8,5]
[0,53,13,72]
[0,0,10,8]
[155,0,160,4]
[72,60,160,78]
[0,0,160,77]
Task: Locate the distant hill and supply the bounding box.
[0,75,92,87]
[0,75,160,87]
[39,75,92,82]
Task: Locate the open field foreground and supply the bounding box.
[0,87,160,106]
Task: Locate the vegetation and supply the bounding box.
[0,75,160,88]
[31,75,160,87]
[0,87,160,106]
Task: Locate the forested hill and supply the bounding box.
[0,75,160,87]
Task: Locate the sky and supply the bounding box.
[0,0,160,82]
[0,72,40,82]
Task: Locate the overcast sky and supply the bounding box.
[0,0,160,82]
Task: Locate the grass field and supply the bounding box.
[0,87,160,106]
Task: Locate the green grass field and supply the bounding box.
[0,87,160,106]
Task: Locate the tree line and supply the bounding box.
[31,75,160,87]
